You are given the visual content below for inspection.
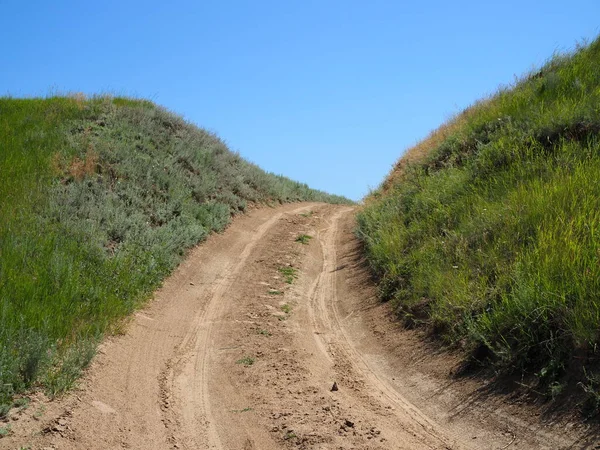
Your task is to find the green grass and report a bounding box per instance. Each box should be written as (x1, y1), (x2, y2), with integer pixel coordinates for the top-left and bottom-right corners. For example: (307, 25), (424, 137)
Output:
(231, 407), (253, 413)
(357, 37), (600, 400)
(0, 94), (351, 414)
(283, 431), (297, 440)
(280, 304), (292, 314)
(278, 267), (298, 284)
(295, 234), (312, 244)
(236, 356), (255, 366)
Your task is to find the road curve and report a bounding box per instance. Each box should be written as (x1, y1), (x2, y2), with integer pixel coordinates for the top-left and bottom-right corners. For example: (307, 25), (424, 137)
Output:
(2, 203), (589, 450)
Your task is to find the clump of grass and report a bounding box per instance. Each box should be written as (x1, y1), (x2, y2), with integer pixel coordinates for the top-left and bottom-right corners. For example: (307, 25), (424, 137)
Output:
(0, 424), (11, 437)
(256, 328), (271, 336)
(281, 304), (292, 314)
(268, 289), (283, 295)
(12, 397), (30, 410)
(33, 405), (45, 419)
(295, 234), (312, 244)
(236, 356), (255, 367)
(283, 431), (297, 440)
(299, 210), (314, 218)
(357, 37), (600, 400)
(278, 267), (298, 284)
(0, 95), (352, 411)
(580, 369), (600, 417)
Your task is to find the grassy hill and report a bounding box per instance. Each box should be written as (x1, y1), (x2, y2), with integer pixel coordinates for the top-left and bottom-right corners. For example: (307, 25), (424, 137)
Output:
(357, 38), (600, 411)
(0, 95), (350, 413)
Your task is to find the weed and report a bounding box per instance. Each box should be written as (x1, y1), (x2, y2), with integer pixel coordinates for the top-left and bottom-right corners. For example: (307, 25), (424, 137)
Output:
(44, 339), (97, 397)
(34, 405), (46, 419)
(236, 356), (255, 367)
(295, 234), (312, 244)
(281, 304), (292, 314)
(580, 368), (600, 416)
(278, 267), (298, 284)
(256, 329), (272, 336)
(268, 289), (283, 295)
(300, 210), (314, 218)
(0, 424), (11, 437)
(283, 431), (297, 440)
(13, 397), (30, 410)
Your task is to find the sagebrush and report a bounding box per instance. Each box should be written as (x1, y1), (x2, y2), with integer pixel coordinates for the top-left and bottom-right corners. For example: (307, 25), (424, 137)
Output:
(0, 95), (350, 413)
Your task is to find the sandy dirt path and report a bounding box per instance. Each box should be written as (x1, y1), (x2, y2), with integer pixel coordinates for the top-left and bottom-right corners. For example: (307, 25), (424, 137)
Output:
(2, 204), (596, 449)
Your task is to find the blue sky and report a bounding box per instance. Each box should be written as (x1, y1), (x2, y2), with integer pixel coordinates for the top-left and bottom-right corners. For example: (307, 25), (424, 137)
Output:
(2, 1), (599, 200)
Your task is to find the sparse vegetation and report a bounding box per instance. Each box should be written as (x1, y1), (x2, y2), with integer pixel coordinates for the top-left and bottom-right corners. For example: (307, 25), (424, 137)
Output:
(300, 210), (314, 218)
(256, 328), (272, 336)
(278, 267), (298, 284)
(33, 405), (45, 419)
(231, 407), (253, 413)
(280, 304), (292, 314)
(12, 397), (30, 410)
(268, 289), (284, 295)
(236, 356), (256, 367)
(0, 95), (350, 413)
(295, 234), (312, 244)
(0, 424), (11, 437)
(357, 38), (600, 400)
(283, 431), (297, 440)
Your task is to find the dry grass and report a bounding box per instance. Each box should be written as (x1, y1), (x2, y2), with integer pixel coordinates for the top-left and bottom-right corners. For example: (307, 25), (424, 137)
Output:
(377, 97), (494, 196)
(52, 148), (99, 181)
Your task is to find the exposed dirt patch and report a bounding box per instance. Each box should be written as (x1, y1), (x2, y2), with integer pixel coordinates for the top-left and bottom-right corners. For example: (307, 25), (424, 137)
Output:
(2, 204), (598, 449)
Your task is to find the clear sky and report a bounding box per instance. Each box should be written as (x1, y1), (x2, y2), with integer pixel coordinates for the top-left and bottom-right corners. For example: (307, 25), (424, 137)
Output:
(2, 1), (599, 200)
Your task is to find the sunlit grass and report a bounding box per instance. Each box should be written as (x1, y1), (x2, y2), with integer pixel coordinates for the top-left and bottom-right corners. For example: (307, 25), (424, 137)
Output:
(0, 95), (351, 414)
(357, 37), (600, 399)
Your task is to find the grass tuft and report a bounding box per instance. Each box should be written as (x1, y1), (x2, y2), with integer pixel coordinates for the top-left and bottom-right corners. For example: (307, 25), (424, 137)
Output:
(278, 267), (298, 284)
(236, 356), (255, 367)
(295, 234), (312, 244)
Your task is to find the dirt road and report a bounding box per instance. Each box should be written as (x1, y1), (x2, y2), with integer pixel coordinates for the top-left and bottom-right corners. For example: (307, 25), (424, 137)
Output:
(2, 204), (596, 449)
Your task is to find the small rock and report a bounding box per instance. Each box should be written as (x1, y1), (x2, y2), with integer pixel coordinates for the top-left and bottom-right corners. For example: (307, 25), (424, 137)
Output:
(331, 382), (338, 392)
(344, 419), (355, 428)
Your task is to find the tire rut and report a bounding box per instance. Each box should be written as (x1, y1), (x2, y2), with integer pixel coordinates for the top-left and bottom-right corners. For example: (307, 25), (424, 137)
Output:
(2, 203), (590, 450)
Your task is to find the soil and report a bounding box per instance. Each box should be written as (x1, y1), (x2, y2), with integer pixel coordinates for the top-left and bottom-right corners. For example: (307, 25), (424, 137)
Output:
(1, 203), (598, 449)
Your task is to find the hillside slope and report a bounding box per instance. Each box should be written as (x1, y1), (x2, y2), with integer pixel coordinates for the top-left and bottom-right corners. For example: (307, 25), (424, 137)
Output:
(357, 38), (600, 408)
(0, 95), (350, 413)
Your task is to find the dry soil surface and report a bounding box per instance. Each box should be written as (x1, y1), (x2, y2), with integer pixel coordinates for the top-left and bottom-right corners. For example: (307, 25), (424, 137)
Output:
(2, 204), (598, 449)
